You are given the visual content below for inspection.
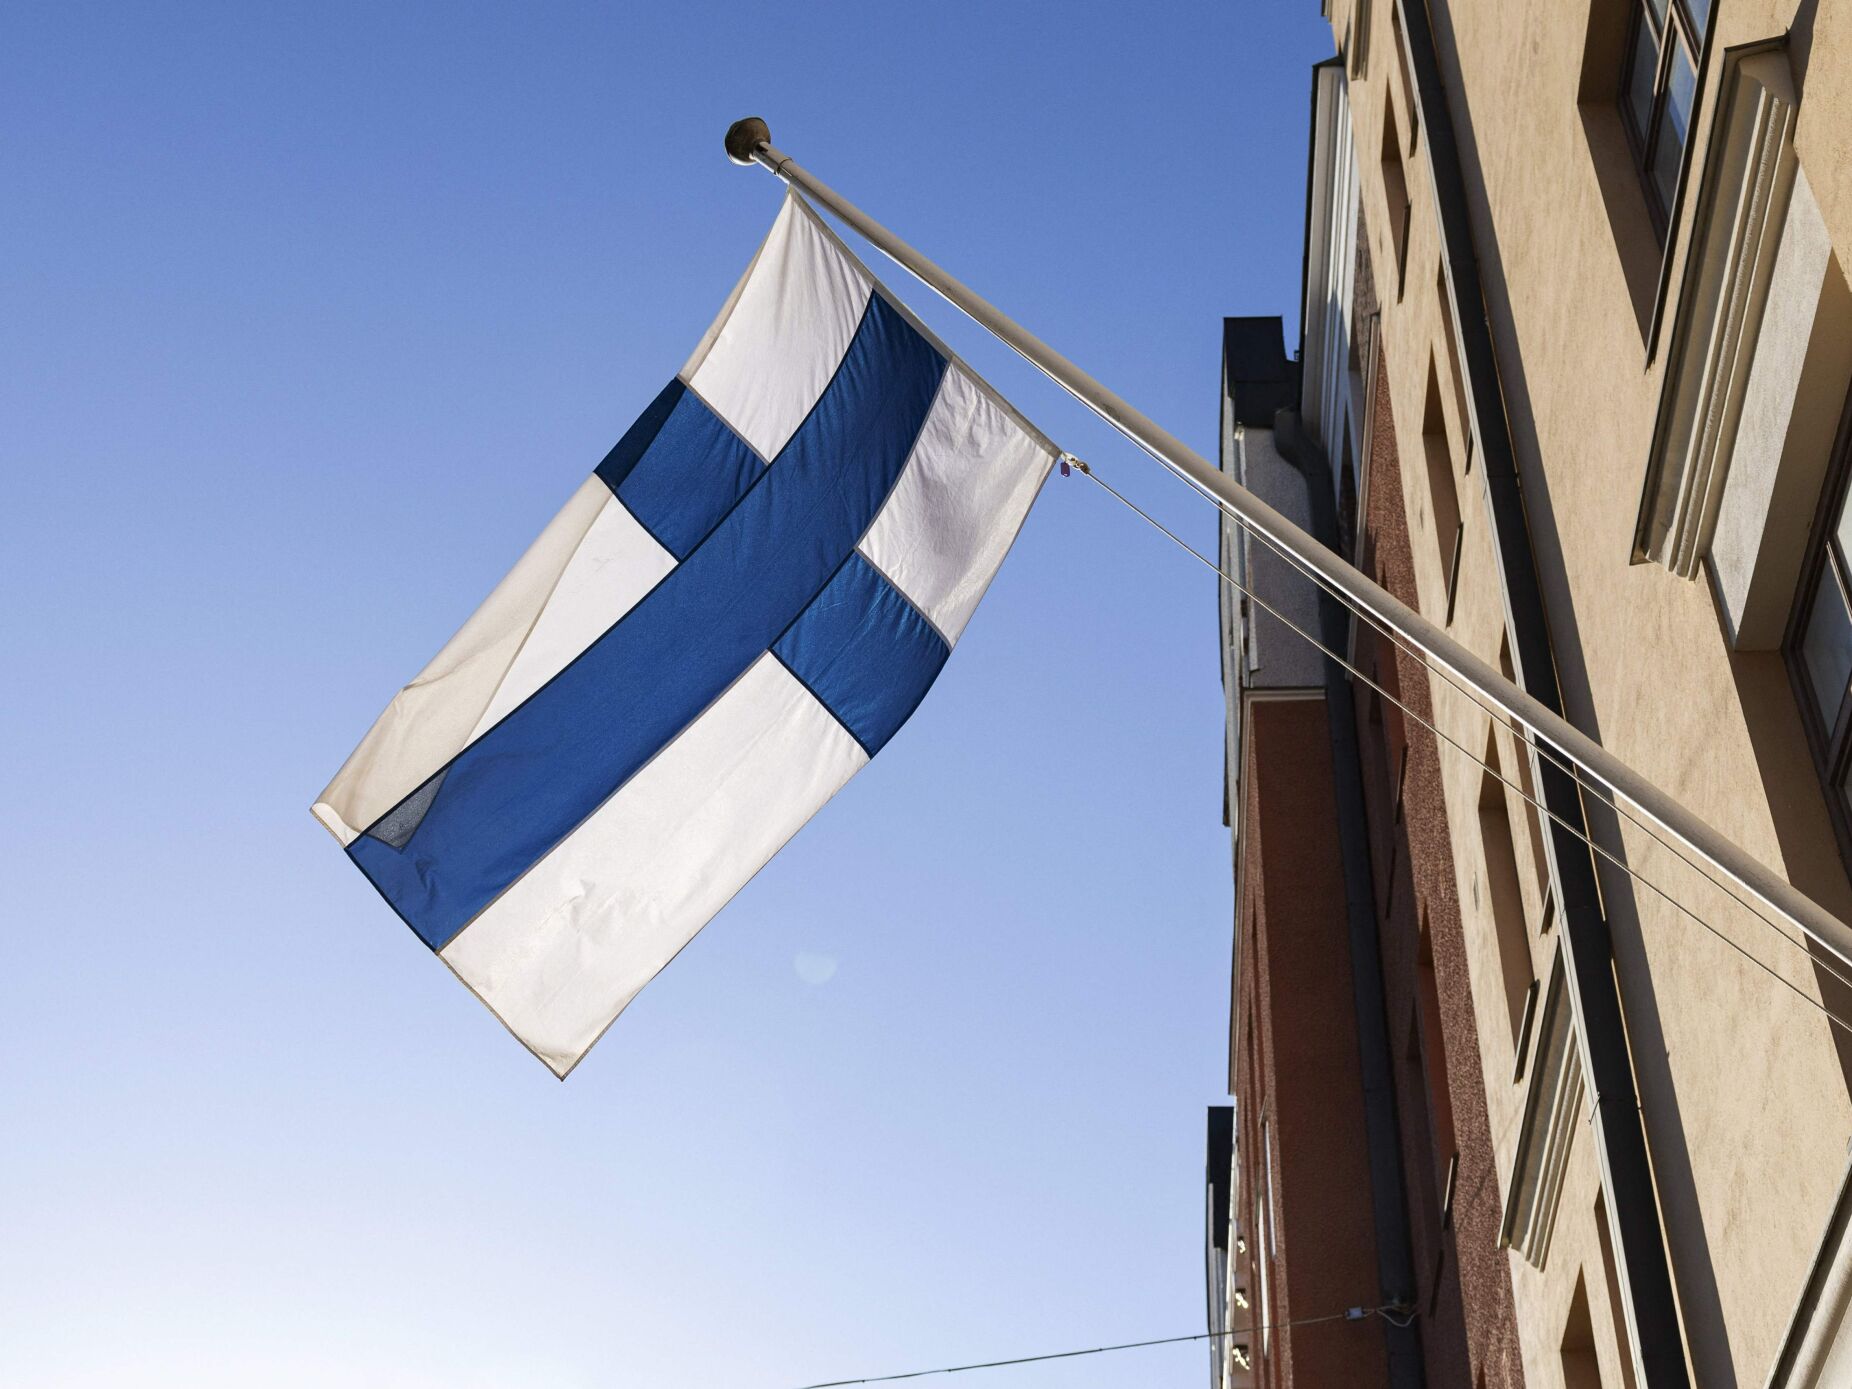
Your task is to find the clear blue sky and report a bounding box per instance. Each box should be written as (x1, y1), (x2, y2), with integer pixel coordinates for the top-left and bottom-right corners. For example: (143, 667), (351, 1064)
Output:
(3, 4), (1333, 1385)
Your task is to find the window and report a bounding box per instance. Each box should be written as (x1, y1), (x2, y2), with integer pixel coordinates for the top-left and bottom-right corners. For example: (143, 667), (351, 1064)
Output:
(1380, 100), (1412, 297)
(1594, 1193), (1641, 1389)
(1561, 1273), (1607, 1389)
(1257, 1116), (1278, 1356)
(1785, 388), (1852, 863)
(1618, 0), (1713, 237)
(1420, 359), (1464, 620)
(1502, 951), (1584, 1268)
(1390, 2), (1419, 152)
(1436, 267), (1473, 470)
(1498, 635), (1552, 928)
(1634, 45), (1803, 578)
(1479, 727), (1536, 1047)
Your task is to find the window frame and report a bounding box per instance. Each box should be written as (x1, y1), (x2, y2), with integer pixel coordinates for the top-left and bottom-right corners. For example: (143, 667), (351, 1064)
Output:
(1618, 0), (1711, 239)
(1783, 384), (1852, 872)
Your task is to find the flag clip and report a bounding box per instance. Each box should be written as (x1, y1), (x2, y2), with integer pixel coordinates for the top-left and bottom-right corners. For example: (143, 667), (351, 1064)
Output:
(1057, 451), (1089, 479)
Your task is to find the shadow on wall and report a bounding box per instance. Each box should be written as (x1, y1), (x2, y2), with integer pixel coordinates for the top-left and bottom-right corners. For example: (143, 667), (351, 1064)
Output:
(1573, 0), (1663, 345)
(1790, 0), (1819, 92)
(1417, 0), (1747, 1377)
(1724, 648), (1852, 1085)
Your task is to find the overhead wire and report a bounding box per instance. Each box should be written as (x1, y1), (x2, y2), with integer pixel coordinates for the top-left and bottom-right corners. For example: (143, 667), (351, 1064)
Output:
(802, 180), (1852, 999)
(1074, 420), (1852, 995)
(1197, 448), (1852, 996)
(788, 1303), (1411, 1387)
(1063, 455), (1852, 1041)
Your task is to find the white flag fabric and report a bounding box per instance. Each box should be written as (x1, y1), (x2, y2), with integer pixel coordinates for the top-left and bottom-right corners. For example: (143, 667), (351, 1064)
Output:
(314, 191), (1055, 1076)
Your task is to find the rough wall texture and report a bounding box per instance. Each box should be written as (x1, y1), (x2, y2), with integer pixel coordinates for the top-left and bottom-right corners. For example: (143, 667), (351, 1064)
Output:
(1315, 0), (1852, 1377)
(1354, 342), (1526, 1388)
(1233, 695), (1390, 1387)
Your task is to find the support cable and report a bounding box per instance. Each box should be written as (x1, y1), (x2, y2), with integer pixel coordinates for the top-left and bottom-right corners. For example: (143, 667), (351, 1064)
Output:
(1198, 452), (1852, 995)
(789, 1303), (1411, 1388)
(728, 128), (1852, 988)
(1063, 455), (1852, 1041)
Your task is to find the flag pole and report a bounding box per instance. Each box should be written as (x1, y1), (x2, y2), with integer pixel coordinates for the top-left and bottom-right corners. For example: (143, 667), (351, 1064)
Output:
(722, 116), (1852, 975)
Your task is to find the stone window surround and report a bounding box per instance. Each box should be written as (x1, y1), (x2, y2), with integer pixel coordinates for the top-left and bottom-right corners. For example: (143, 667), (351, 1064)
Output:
(1501, 944), (1584, 1271)
(1768, 1145), (1852, 1385)
(1633, 39), (1800, 580)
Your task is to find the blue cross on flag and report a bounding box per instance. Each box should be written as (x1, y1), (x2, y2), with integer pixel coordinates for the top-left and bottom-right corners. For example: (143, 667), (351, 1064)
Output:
(314, 192), (1055, 1076)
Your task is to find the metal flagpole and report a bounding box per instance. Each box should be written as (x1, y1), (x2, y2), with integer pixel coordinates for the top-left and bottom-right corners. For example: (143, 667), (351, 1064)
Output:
(722, 115), (1852, 975)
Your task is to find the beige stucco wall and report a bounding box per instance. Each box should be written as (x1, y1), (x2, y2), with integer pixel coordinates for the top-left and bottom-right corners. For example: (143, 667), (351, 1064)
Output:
(1319, 0), (1852, 1380)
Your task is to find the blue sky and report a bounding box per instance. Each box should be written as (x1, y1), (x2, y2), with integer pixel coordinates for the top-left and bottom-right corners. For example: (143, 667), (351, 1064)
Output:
(2, 4), (1332, 1385)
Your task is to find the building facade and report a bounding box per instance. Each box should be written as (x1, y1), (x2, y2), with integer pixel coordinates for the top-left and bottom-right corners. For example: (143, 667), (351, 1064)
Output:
(1216, 309), (1429, 1386)
(1210, 1), (1852, 1384)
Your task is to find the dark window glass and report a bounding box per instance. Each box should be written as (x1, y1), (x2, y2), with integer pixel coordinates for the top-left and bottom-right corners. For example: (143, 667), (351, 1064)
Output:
(1801, 564), (1852, 728)
(1787, 386), (1852, 869)
(1623, 18), (1659, 139)
(1618, 0), (1714, 237)
(1649, 39), (1697, 210)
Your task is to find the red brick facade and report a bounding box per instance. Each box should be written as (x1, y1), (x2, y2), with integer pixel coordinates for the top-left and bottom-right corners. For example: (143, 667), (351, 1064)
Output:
(1232, 694), (1389, 1385)
(1352, 343), (1525, 1387)
(1223, 345), (1527, 1387)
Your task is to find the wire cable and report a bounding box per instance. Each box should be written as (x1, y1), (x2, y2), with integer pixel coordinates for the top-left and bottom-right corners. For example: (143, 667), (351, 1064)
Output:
(1065, 456), (1852, 1041)
(1205, 455), (1852, 995)
(788, 1304), (1409, 1387)
(1129, 423), (1852, 993)
(807, 180), (1850, 993)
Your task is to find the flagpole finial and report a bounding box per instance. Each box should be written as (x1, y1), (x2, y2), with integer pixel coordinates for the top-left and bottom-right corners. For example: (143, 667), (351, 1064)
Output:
(725, 117), (772, 166)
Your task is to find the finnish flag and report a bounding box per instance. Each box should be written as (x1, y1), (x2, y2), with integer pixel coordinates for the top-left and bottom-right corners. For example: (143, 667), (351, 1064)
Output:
(314, 192), (1055, 1076)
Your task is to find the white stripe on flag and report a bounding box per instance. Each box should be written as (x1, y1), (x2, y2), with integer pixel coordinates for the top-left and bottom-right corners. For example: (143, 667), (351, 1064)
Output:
(859, 366), (1052, 644)
(469, 495), (673, 737)
(439, 654), (868, 1076)
(683, 196), (874, 462)
(313, 475), (613, 846)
